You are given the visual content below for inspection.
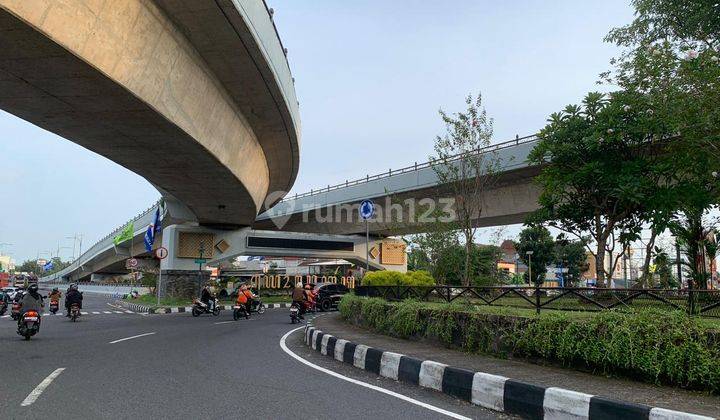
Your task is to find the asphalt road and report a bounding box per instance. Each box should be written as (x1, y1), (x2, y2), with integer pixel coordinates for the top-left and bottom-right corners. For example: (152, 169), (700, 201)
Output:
(0, 294), (510, 419)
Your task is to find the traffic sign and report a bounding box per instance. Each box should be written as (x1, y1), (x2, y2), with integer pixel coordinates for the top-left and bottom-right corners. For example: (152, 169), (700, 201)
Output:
(154, 247), (168, 260)
(126, 258), (138, 269)
(194, 258), (207, 264)
(359, 200), (375, 220)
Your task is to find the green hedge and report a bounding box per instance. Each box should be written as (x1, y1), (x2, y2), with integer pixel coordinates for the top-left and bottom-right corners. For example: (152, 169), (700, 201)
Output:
(362, 270), (435, 286)
(338, 294), (720, 393)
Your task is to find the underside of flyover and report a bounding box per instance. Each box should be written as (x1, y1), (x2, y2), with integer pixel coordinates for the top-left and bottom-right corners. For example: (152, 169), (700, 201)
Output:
(0, 0), (300, 227)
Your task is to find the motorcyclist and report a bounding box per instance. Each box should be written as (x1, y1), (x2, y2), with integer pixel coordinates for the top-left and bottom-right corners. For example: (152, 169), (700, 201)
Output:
(242, 285), (255, 314)
(13, 288), (25, 303)
(18, 284), (44, 326)
(65, 284), (83, 317)
(291, 282), (306, 319)
(0, 289), (10, 304)
(201, 285), (215, 311)
(304, 283), (317, 312)
(49, 287), (62, 303)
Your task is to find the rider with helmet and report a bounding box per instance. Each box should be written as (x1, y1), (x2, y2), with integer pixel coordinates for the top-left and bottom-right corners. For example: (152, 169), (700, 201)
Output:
(19, 284), (44, 325)
(65, 283), (83, 317)
(49, 287), (62, 303)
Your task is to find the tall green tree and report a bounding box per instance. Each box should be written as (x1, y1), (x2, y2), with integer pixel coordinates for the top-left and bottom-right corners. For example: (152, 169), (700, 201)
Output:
(431, 93), (502, 286)
(515, 225), (555, 285)
(553, 234), (589, 286)
(529, 91), (676, 286)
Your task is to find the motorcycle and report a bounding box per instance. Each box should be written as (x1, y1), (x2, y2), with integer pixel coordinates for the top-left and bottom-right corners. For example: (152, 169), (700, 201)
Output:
(191, 299), (220, 317)
(10, 302), (21, 321)
(290, 302), (302, 324)
(49, 300), (59, 315)
(0, 301), (6, 316)
(250, 298), (266, 315)
(232, 304), (249, 321)
(303, 299), (316, 314)
(69, 303), (80, 322)
(17, 310), (40, 340)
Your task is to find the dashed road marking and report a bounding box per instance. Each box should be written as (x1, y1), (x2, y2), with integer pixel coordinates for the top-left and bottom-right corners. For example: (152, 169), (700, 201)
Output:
(109, 332), (156, 344)
(21, 368), (65, 407)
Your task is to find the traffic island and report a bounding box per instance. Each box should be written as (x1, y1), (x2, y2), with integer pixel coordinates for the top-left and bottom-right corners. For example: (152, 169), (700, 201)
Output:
(304, 319), (716, 419)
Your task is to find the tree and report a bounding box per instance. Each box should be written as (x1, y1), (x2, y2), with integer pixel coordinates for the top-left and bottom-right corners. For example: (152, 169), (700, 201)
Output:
(16, 259), (37, 273)
(515, 225), (555, 285)
(553, 234), (589, 286)
(603, 0), (720, 288)
(604, 0), (719, 162)
(431, 93), (502, 286)
(529, 91), (676, 286)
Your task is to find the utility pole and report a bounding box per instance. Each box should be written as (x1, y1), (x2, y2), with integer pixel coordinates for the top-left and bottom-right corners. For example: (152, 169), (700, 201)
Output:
(527, 250), (538, 315)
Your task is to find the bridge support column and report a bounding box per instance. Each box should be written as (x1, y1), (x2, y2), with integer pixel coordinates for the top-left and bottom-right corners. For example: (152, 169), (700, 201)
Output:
(158, 224), (213, 299)
(159, 270), (210, 299)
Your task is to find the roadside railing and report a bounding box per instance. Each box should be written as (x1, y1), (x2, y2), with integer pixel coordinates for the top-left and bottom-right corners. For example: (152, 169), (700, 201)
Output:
(280, 134), (538, 202)
(354, 286), (720, 318)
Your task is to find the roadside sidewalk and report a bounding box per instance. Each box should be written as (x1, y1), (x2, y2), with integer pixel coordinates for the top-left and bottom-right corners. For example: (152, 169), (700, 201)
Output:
(314, 313), (720, 417)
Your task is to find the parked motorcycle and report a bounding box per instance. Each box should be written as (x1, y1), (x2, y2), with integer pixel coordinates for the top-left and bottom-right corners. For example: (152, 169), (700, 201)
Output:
(17, 310), (40, 340)
(69, 303), (81, 322)
(191, 299), (220, 317)
(10, 302), (21, 321)
(290, 302), (302, 324)
(49, 300), (59, 315)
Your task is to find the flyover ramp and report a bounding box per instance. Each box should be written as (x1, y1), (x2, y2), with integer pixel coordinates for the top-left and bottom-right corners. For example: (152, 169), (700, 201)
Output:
(254, 135), (542, 235)
(0, 0), (300, 227)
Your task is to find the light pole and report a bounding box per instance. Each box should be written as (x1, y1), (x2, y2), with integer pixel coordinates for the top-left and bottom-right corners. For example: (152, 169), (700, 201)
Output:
(526, 250), (538, 315)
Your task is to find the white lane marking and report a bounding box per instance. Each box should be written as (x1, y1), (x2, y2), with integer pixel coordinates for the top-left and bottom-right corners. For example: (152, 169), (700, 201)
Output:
(279, 327), (471, 420)
(109, 332), (156, 344)
(21, 368), (65, 407)
(214, 321), (236, 325)
(92, 312), (100, 314)
(80, 312), (88, 315)
(113, 311), (123, 314)
(102, 311), (111, 314)
(124, 310), (134, 314)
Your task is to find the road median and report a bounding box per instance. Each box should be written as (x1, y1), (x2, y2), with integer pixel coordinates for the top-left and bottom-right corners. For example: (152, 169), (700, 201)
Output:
(306, 312), (718, 419)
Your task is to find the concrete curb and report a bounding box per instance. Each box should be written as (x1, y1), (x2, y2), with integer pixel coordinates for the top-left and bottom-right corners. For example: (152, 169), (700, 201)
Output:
(114, 301), (291, 314)
(303, 325), (715, 420)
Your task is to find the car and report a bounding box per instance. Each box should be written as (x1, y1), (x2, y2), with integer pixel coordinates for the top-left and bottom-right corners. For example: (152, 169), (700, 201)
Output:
(313, 283), (349, 312)
(1, 286), (21, 300)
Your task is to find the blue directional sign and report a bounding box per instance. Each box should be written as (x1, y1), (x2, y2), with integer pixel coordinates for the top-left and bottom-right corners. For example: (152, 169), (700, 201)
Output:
(359, 200), (375, 220)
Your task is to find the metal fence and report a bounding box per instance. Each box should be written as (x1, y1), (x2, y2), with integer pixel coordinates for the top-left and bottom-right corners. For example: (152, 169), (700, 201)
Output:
(354, 286), (720, 318)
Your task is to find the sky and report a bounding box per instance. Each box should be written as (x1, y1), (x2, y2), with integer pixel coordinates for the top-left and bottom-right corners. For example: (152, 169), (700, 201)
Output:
(0, 0), (635, 263)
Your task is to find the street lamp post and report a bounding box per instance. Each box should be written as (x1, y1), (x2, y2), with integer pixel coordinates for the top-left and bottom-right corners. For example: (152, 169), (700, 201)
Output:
(526, 251), (539, 315)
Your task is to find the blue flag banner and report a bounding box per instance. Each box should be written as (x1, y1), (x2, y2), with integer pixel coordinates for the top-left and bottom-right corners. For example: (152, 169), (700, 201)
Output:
(144, 207), (162, 252)
(43, 261), (54, 272)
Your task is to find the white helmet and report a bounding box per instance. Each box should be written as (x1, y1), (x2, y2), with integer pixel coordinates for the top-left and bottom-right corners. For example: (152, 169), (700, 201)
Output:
(296, 282), (302, 288)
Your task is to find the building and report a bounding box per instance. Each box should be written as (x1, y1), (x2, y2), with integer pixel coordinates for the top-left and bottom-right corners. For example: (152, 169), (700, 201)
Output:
(0, 254), (14, 273)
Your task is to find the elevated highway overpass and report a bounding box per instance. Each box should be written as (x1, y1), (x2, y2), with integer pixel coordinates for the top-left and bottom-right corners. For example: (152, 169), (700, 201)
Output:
(44, 135), (543, 287)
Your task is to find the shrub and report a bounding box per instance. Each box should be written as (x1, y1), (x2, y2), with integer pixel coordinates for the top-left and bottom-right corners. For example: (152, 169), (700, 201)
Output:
(361, 270), (436, 286)
(338, 295), (720, 393)
(362, 271), (407, 286)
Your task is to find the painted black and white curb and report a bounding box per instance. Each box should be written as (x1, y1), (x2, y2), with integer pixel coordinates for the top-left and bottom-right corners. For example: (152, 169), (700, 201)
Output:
(114, 301), (291, 314)
(303, 326), (714, 420)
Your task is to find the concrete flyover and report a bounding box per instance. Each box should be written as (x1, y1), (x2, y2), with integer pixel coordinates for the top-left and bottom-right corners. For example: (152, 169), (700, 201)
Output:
(254, 135), (542, 236)
(0, 0), (300, 227)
